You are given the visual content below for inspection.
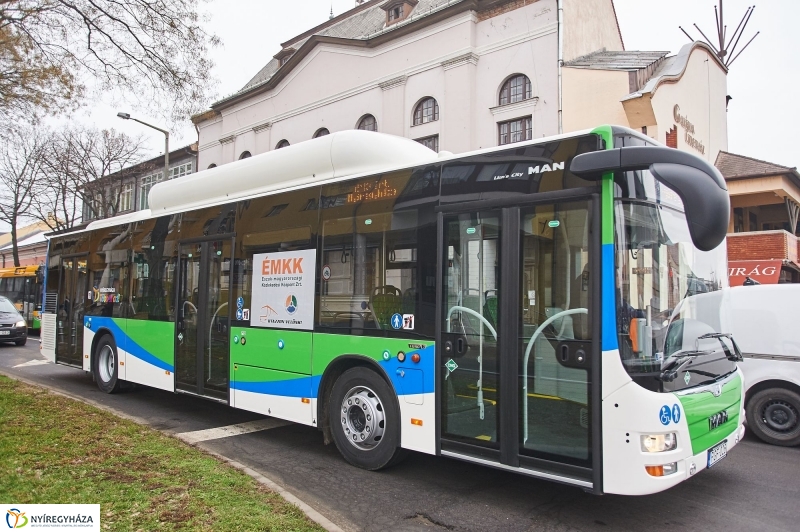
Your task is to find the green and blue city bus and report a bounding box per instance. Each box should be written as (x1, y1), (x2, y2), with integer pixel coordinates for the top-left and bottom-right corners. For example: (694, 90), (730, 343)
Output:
(42, 126), (744, 495)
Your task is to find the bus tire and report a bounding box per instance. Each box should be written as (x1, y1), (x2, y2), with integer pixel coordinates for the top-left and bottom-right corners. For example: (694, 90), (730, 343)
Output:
(329, 366), (408, 470)
(93, 335), (121, 394)
(746, 387), (800, 446)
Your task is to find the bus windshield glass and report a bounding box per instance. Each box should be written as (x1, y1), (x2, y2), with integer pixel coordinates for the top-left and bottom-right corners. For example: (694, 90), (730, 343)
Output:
(614, 172), (736, 392)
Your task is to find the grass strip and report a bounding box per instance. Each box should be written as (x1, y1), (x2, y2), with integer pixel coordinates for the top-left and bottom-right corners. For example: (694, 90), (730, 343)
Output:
(0, 375), (324, 531)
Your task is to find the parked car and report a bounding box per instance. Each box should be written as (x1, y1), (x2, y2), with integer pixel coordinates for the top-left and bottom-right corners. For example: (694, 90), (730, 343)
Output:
(726, 285), (800, 446)
(0, 295), (28, 346)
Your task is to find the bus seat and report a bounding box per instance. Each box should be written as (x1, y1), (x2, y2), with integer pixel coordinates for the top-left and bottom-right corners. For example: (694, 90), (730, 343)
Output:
(483, 295), (498, 331)
(402, 288), (416, 314)
(370, 286), (402, 329)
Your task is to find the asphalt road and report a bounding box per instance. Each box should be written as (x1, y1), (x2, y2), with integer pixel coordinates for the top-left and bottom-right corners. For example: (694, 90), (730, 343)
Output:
(2, 340), (799, 532)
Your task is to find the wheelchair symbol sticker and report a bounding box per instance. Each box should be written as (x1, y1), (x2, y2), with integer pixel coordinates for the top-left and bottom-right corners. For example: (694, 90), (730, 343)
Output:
(660, 405), (672, 426)
(672, 404), (681, 424)
(391, 313), (403, 330)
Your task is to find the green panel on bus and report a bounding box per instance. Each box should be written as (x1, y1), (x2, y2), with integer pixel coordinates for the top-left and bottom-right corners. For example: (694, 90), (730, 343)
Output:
(678, 373), (742, 455)
(230, 328), (312, 375)
(125, 320), (175, 369)
(311, 333), (434, 376)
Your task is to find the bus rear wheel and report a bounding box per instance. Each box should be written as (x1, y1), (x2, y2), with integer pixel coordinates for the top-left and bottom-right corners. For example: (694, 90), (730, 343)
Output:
(329, 367), (408, 470)
(94, 335), (121, 394)
(747, 388), (800, 446)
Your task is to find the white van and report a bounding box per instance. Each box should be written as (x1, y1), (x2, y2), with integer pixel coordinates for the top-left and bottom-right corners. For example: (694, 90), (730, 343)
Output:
(727, 285), (800, 446)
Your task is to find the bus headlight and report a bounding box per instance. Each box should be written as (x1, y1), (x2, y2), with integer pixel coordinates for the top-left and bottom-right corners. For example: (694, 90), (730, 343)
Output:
(641, 433), (677, 453)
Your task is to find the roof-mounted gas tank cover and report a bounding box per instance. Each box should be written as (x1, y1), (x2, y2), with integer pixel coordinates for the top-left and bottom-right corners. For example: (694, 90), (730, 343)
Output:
(570, 145), (730, 252)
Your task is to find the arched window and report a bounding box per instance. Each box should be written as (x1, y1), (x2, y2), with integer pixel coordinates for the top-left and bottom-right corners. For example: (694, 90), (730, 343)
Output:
(357, 114), (377, 132)
(313, 128), (330, 138)
(207, 163), (217, 169)
(413, 97), (439, 125)
(239, 151), (252, 159)
(275, 139), (290, 149)
(499, 74), (532, 106)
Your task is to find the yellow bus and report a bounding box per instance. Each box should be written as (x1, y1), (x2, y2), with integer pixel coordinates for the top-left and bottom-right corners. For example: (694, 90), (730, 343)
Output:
(0, 265), (43, 332)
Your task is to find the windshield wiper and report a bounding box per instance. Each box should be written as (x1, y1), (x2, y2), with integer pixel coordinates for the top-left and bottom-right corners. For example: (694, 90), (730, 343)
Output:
(659, 349), (726, 382)
(698, 332), (743, 362)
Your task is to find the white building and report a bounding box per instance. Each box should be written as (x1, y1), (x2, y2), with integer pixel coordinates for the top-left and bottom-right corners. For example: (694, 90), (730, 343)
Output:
(193, 0), (626, 168)
(562, 40), (729, 164)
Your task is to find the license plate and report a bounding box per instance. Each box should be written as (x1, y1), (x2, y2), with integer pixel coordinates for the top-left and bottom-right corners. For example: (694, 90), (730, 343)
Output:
(707, 440), (727, 468)
(0, 330), (9, 335)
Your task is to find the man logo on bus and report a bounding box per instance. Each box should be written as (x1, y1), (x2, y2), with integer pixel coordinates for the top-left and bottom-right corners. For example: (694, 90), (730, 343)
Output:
(285, 295), (298, 315)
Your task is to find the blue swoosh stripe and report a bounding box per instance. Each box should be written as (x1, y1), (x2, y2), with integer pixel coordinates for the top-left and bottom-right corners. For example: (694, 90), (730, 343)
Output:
(232, 375), (321, 397)
(233, 345), (436, 398)
(85, 317), (174, 372)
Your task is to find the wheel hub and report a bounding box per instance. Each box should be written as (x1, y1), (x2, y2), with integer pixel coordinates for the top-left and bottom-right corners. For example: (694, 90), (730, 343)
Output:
(98, 345), (115, 383)
(763, 400), (798, 432)
(340, 385), (385, 451)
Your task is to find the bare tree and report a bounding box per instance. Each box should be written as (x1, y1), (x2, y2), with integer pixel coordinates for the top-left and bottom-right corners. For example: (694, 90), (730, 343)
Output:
(0, 0), (219, 122)
(34, 126), (147, 230)
(0, 125), (47, 266)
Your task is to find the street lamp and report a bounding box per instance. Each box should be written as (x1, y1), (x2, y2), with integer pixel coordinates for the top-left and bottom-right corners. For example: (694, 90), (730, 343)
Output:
(116, 112), (170, 198)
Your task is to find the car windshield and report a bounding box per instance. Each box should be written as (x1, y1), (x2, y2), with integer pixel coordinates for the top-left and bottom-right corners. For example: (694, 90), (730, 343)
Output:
(614, 198), (737, 392)
(0, 297), (19, 314)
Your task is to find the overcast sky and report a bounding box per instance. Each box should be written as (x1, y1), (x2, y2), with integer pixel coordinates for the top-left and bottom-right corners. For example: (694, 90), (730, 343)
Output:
(5, 1), (792, 234)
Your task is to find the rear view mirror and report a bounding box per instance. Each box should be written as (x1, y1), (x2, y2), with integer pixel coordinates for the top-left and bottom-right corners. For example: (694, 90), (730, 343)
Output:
(570, 146), (729, 251)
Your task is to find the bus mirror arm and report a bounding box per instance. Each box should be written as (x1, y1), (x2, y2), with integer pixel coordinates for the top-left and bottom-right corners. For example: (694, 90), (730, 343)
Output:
(570, 146), (730, 252)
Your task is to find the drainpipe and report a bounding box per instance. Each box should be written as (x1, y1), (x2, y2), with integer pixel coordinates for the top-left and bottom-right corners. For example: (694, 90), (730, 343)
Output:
(557, 0), (564, 134)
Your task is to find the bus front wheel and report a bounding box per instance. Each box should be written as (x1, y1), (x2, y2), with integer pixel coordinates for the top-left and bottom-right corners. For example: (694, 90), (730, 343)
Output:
(93, 335), (121, 394)
(329, 367), (408, 470)
(746, 387), (800, 446)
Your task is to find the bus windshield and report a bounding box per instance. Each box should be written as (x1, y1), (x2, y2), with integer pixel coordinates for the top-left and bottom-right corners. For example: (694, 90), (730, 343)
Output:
(614, 190), (737, 392)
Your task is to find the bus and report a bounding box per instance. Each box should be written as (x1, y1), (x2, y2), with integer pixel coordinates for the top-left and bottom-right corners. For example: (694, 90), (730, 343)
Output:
(0, 265), (44, 333)
(41, 126), (744, 495)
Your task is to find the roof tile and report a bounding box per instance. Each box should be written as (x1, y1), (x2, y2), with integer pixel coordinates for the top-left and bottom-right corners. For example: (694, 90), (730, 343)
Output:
(715, 151), (796, 179)
(564, 49), (669, 70)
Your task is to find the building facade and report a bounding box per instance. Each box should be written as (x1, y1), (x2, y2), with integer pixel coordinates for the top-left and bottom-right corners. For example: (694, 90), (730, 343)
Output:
(717, 151), (800, 285)
(193, 0), (624, 168)
(82, 144), (197, 222)
(562, 40), (729, 164)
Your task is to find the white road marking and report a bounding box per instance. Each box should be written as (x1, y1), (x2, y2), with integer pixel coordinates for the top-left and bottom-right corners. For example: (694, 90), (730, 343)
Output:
(175, 418), (291, 444)
(13, 359), (52, 368)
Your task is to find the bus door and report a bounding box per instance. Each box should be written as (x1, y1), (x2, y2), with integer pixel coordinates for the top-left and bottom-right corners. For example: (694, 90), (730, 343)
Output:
(56, 255), (88, 367)
(175, 238), (232, 401)
(439, 197), (597, 485)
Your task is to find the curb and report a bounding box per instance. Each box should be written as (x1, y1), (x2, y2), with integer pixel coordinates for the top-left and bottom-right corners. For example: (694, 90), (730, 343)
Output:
(0, 368), (346, 532)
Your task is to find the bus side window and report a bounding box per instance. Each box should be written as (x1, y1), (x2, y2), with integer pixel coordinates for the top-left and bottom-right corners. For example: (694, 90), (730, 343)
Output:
(317, 169), (438, 338)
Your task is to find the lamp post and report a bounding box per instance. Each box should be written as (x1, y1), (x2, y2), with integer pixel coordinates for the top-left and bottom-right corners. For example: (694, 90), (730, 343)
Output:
(116, 112), (170, 205)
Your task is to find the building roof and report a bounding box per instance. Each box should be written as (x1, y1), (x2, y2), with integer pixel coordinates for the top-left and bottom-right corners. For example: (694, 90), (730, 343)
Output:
(85, 143), (198, 190)
(0, 221), (52, 249)
(239, 0), (464, 94)
(0, 230), (47, 252)
(564, 49), (668, 70)
(209, 0), (491, 111)
(621, 41), (726, 103)
(715, 151), (799, 180)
